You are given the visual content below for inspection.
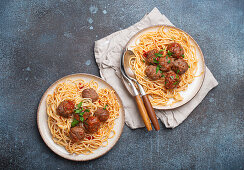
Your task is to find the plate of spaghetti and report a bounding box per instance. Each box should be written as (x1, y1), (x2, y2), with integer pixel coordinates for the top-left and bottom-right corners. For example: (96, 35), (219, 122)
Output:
(125, 25), (205, 109)
(37, 73), (125, 161)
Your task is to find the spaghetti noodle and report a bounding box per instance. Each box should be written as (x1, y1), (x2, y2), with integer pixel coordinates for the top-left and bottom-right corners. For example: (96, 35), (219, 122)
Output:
(46, 79), (120, 154)
(130, 26), (198, 106)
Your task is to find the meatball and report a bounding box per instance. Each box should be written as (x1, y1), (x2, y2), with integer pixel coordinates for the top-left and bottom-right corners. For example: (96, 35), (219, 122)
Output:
(84, 116), (101, 133)
(83, 112), (91, 121)
(73, 113), (80, 121)
(69, 126), (85, 142)
(172, 58), (189, 74)
(165, 71), (181, 89)
(82, 88), (99, 102)
(73, 107), (91, 121)
(158, 56), (174, 72)
(82, 107), (91, 120)
(57, 100), (75, 118)
(145, 49), (158, 65)
(145, 65), (162, 80)
(94, 107), (110, 122)
(167, 43), (184, 58)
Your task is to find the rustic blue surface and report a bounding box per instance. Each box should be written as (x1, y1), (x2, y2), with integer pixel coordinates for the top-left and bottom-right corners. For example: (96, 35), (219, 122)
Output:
(0, 0), (243, 169)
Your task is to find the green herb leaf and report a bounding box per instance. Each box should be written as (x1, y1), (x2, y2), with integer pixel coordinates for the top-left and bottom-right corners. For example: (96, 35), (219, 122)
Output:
(103, 105), (108, 110)
(170, 76), (174, 80)
(161, 74), (165, 78)
(153, 58), (159, 64)
(173, 81), (178, 85)
(167, 51), (173, 57)
(166, 56), (168, 59)
(167, 60), (171, 64)
(155, 53), (163, 57)
(85, 109), (90, 112)
(142, 60), (145, 63)
(159, 49), (164, 52)
(77, 102), (83, 109)
(79, 112), (85, 116)
(75, 109), (82, 114)
(180, 49), (182, 51)
(177, 69), (180, 74)
(156, 65), (161, 74)
(71, 119), (79, 127)
(176, 74), (179, 79)
(80, 117), (84, 122)
(188, 65), (190, 68)
(182, 54), (185, 58)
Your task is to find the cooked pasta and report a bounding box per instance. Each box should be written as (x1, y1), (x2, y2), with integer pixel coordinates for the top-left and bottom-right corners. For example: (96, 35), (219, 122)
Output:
(46, 79), (120, 154)
(130, 26), (198, 106)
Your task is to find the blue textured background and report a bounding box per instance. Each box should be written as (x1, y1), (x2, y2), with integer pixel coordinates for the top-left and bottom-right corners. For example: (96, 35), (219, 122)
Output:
(0, 0), (243, 169)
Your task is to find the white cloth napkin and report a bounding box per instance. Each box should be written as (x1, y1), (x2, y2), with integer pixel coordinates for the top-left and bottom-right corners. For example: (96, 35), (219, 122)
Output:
(94, 7), (218, 129)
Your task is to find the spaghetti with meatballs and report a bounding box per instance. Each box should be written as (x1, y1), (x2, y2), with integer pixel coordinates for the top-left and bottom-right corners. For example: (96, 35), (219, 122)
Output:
(46, 79), (120, 155)
(130, 26), (199, 106)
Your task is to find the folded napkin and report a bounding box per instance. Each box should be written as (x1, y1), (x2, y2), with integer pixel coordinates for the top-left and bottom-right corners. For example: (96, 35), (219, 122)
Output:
(94, 8), (218, 129)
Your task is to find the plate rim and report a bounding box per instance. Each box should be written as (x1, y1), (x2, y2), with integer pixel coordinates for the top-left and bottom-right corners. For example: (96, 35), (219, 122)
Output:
(124, 24), (206, 110)
(37, 73), (125, 161)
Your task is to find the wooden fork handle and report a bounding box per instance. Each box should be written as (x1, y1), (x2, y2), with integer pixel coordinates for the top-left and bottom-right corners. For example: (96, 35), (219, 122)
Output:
(142, 95), (160, 131)
(135, 95), (152, 131)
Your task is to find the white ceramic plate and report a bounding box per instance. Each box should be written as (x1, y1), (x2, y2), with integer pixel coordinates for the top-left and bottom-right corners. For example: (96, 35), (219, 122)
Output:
(37, 73), (125, 161)
(125, 25), (205, 110)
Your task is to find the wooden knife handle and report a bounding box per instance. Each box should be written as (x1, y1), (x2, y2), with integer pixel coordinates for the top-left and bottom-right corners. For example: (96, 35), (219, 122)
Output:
(142, 95), (160, 131)
(135, 95), (152, 131)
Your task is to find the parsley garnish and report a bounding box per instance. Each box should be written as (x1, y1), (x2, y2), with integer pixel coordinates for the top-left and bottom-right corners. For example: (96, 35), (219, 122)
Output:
(167, 60), (171, 64)
(103, 105), (108, 110)
(170, 76), (174, 80)
(75, 109), (82, 114)
(71, 118), (79, 127)
(80, 117), (84, 122)
(159, 49), (164, 52)
(173, 81), (178, 85)
(182, 54), (185, 58)
(176, 74), (179, 79)
(188, 65), (190, 68)
(142, 60), (145, 63)
(166, 56), (168, 59)
(155, 53), (163, 57)
(161, 74), (165, 78)
(79, 111), (85, 116)
(77, 102), (83, 109)
(180, 49), (182, 51)
(167, 51), (173, 57)
(156, 65), (161, 74)
(177, 69), (180, 74)
(153, 58), (159, 64)
(73, 102), (90, 126)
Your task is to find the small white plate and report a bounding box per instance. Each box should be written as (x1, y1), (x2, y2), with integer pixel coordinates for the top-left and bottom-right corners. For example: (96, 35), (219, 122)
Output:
(125, 25), (205, 110)
(37, 73), (125, 161)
